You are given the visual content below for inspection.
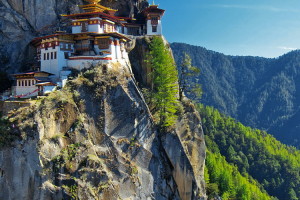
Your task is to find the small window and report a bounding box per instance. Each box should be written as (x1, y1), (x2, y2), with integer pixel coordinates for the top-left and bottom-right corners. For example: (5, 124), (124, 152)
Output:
(47, 53), (49, 60)
(51, 52), (53, 59)
(18, 80), (20, 86)
(81, 22), (88, 32)
(32, 80), (35, 85)
(97, 38), (110, 49)
(64, 52), (69, 59)
(28, 80), (31, 86)
(25, 80), (27, 87)
(54, 52), (57, 59)
(22, 81), (24, 86)
(152, 26), (157, 32)
(44, 53), (46, 60)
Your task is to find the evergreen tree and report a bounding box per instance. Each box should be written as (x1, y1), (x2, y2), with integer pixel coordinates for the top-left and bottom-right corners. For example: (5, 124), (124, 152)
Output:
(289, 189), (298, 200)
(178, 53), (202, 101)
(146, 36), (179, 128)
(199, 104), (300, 200)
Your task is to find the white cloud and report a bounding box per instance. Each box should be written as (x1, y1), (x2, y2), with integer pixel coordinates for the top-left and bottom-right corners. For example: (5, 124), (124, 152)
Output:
(277, 46), (297, 50)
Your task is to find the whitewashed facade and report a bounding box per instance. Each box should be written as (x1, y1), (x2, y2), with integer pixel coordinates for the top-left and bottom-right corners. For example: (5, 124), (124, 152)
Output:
(10, 1), (165, 98)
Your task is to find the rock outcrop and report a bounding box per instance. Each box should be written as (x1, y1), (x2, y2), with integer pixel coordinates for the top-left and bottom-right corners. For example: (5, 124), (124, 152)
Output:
(0, 1), (207, 198)
(0, 0), (148, 73)
(0, 61), (206, 199)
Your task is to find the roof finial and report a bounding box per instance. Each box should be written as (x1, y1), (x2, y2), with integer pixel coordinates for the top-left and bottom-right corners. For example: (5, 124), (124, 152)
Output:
(152, 0), (155, 5)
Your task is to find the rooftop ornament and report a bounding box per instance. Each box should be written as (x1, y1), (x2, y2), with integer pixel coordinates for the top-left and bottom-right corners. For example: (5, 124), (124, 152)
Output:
(85, 0), (101, 4)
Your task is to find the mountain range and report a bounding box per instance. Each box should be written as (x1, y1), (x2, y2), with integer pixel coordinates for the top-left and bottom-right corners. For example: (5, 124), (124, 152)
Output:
(171, 43), (300, 147)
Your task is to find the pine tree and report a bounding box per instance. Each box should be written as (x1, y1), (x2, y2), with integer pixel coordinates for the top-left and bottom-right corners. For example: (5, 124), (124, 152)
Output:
(178, 53), (202, 101)
(146, 36), (179, 128)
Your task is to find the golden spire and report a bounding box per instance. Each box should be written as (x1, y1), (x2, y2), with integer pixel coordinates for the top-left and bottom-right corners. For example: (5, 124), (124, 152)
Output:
(85, 0), (101, 4)
(80, 0), (117, 13)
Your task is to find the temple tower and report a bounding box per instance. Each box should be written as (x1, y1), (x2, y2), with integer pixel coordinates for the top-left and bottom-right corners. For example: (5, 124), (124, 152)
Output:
(143, 4), (165, 35)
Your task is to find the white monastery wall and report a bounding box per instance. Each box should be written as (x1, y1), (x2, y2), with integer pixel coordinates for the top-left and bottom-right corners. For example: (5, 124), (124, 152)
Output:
(41, 46), (59, 76)
(88, 18), (103, 33)
(15, 81), (38, 97)
(72, 26), (82, 34)
(147, 20), (162, 35)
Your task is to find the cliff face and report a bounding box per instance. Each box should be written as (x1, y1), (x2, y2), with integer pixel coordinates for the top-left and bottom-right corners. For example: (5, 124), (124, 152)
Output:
(0, 62), (206, 199)
(0, 1), (207, 198)
(0, 0), (148, 73)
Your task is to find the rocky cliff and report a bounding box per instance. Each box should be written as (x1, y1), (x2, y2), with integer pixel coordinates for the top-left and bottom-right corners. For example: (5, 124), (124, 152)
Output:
(0, 61), (206, 199)
(0, 1), (207, 199)
(0, 0), (148, 73)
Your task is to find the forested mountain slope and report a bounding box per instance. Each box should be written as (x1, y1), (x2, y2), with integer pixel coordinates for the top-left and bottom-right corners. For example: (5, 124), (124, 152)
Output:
(171, 43), (300, 147)
(199, 105), (300, 200)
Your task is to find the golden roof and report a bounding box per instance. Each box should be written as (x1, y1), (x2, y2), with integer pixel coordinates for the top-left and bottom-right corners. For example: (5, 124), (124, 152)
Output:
(85, 0), (101, 4)
(81, 0), (117, 13)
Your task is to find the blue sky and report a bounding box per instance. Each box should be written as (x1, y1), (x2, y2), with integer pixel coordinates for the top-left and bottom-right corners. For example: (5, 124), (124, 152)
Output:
(156, 0), (300, 58)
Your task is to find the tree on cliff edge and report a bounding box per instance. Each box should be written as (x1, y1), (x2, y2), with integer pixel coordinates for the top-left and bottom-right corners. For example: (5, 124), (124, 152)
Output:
(146, 36), (179, 128)
(178, 53), (202, 101)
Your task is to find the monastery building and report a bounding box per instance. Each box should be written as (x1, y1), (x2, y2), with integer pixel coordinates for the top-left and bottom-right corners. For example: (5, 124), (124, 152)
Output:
(10, 0), (165, 98)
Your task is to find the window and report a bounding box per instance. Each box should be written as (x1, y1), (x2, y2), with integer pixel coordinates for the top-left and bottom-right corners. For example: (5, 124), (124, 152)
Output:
(81, 22), (88, 32)
(32, 80), (35, 85)
(47, 53), (49, 60)
(152, 26), (157, 32)
(54, 52), (57, 59)
(18, 80), (20, 86)
(25, 80), (27, 87)
(44, 53), (46, 60)
(64, 52), (69, 59)
(28, 80), (31, 86)
(22, 81), (24, 86)
(97, 38), (110, 49)
(51, 52), (53, 59)
(151, 17), (159, 25)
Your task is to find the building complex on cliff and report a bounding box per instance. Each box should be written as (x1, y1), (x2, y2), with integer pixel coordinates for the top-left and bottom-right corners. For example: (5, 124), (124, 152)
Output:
(9, 0), (165, 99)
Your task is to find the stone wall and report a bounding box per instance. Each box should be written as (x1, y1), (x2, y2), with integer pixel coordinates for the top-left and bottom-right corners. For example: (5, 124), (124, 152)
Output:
(0, 101), (33, 116)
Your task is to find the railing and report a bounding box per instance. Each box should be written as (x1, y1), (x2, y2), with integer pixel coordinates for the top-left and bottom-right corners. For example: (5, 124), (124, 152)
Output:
(74, 44), (93, 52)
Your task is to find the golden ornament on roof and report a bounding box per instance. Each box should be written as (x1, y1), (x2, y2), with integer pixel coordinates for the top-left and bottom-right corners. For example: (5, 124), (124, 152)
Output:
(85, 0), (101, 4)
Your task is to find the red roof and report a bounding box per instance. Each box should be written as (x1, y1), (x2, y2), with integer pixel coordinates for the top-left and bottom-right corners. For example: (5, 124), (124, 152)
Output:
(116, 16), (136, 20)
(62, 12), (121, 23)
(31, 33), (70, 46)
(12, 71), (54, 77)
(143, 5), (165, 16)
(76, 32), (131, 41)
(35, 82), (57, 86)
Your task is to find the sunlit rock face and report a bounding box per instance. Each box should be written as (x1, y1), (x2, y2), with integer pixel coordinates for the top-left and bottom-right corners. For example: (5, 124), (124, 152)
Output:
(0, 63), (206, 199)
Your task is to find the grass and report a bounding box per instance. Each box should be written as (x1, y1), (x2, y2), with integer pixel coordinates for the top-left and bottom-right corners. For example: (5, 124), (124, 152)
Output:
(0, 115), (20, 147)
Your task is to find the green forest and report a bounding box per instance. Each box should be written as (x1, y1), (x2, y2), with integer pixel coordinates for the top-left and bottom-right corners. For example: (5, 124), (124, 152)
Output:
(171, 43), (300, 148)
(198, 105), (300, 200)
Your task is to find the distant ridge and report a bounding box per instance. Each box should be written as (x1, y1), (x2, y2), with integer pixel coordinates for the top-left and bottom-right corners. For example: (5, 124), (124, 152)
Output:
(171, 42), (300, 147)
